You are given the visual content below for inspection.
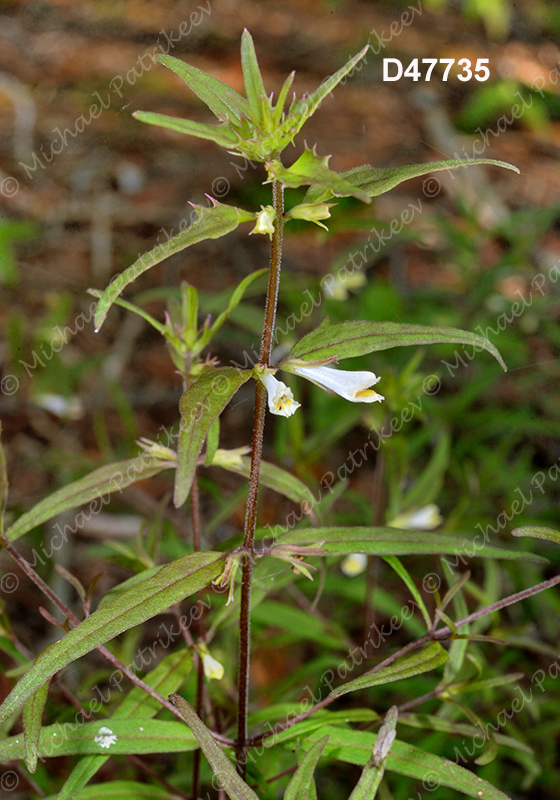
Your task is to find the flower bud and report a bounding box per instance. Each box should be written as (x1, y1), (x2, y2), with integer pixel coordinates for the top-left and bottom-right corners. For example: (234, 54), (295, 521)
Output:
(287, 202), (334, 230)
(250, 205), (276, 238)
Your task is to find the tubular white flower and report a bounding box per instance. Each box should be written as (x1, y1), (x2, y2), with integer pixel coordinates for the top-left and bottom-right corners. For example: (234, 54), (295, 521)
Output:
(197, 646), (224, 681)
(388, 504), (443, 530)
(293, 364), (384, 403)
(250, 205), (276, 238)
(261, 371), (301, 417)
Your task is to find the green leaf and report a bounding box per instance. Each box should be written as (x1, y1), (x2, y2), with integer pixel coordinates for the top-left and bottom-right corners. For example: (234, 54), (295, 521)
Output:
(153, 54), (250, 123)
(0, 552), (224, 727)
(46, 782), (172, 800)
(58, 650), (191, 800)
(241, 29), (267, 127)
(268, 146), (370, 202)
(213, 452), (315, 507)
(328, 642), (448, 700)
(285, 735), (329, 800)
(304, 157), (519, 204)
(272, 71), (295, 126)
(133, 111), (239, 147)
(299, 726), (511, 800)
(398, 713), (533, 754)
(94, 202), (250, 331)
(251, 601), (350, 651)
(0, 719), (197, 763)
(4, 456), (171, 542)
(285, 318), (507, 371)
(383, 556), (431, 630)
(271, 526), (544, 561)
(23, 678), (49, 772)
(174, 367), (252, 507)
(205, 417), (220, 466)
(170, 694), (260, 800)
(400, 432), (450, 512)
(276, 45), (370, 142)
(0, 422), (7, 534)
(202, 268), (268, 346)
(512, 526), (560, 544)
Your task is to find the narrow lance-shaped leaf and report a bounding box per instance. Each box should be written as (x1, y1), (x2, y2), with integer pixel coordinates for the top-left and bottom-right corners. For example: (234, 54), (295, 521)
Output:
(512, 526), (560, 545)
(171, 694), (260, 800)
(300, 726), (512, 800)
(271, 526), (546, 562)
(46, 781), (172, 800)
(328, 642), (448, 700)
(211, 450), (316, 509)
(174, 368), (252, 508)
(284, 735), (329, 800)
(272, 70), (295, 126)
(304, 157), (519, 204)
(4, 456), (171, 543)
(383, 556), (432, 630)
(241, 29), (267, 126)
(205, 417), (220, 467)
(153, 54), (250, 123)
(283, 318), (506, 372)
(0, 719), (198, 763)
(94, 202), (252, 331)
(23, 678), (50, 772)
(133, 111), (239, 147)
(57, 650), (192, 800)
(0, 552), (224, 727)
(201, 268), (267, 346)
(276, 44), (370, 141)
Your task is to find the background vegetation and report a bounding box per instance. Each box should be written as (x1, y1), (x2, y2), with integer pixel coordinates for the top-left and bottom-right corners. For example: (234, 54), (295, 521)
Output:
(1, 0), (560, 797)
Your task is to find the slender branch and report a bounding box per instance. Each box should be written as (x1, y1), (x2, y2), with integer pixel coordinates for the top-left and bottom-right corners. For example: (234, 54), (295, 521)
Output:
(246, 571), (560, 747)
(236, 179), (284, 776)
(2, 538), (234, 745)
(432, 573), (560, 638)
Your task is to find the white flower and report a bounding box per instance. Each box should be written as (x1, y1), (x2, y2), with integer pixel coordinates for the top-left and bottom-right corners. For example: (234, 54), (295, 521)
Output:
(94, 726), (118, 749)
(293, 364), (384, 403)
(341, 553), (367, 576)
(261, 371), (301, 417)
(388, 504), (443, 530)
(250, 205), (276, 238)
(200, 648), (224, 681)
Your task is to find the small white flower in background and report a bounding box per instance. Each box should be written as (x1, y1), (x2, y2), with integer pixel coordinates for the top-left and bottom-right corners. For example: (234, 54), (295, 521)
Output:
(293, 364), (384, 404)
(388, 504), (443, 530)
(197, 645), (224, 681)
(260, 370), (301, 417)
(325, 271), (366, 301)
(250, 205), (276, 238)
(94, 726), (118, 749)
(34, 393), (84, 420)
(341, 552), (367, 577)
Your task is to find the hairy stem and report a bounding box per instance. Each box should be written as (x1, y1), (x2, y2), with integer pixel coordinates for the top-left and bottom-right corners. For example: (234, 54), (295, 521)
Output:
(190, 470), (206, 800)
(236, 179), (284, 775)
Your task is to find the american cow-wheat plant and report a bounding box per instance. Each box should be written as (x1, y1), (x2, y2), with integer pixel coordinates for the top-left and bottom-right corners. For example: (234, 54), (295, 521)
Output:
(2, 30), (559, 800)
